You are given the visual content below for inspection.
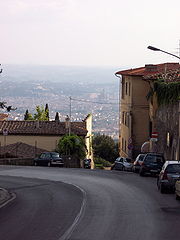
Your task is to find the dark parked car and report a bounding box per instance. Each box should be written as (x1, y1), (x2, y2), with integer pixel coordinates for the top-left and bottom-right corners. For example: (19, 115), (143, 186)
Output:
(132, 154), (146, 173)
(157, 161), (180, 193)
(34, 152), (64, 167)
(139, 153), (165, 176)
(112, 157), (133, 171)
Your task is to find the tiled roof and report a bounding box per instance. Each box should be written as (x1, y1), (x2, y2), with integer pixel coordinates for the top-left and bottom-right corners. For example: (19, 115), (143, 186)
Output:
(115, 63), (180, 78)
(143, 68), (180, 82)
(0, 142), (47, 158)
(0, 121), (87, 136)
(0, 114), (8, 121)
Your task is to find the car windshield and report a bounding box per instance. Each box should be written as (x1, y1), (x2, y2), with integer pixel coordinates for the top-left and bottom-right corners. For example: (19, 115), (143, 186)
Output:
(145, 155), (164, 163)
(126, 158), (131, 163)
(166, 164), (180, 173)
(139, 155), (145, 161)
(51, 153), (60, 158)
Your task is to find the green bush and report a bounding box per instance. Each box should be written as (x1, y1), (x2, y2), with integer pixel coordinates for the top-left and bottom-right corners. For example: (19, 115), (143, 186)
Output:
(94, 157), (112, 168)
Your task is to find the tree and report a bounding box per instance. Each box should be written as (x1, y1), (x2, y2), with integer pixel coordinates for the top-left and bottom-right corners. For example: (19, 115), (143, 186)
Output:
(0, 65), (17, 112)
(24, 105), (49, 121)
(93, 134), (119, 163)
(55, 112), (60, 121)
(57, 134), (86, 159)
(24, 109), (33, 120)
(45, 103), (49, 120)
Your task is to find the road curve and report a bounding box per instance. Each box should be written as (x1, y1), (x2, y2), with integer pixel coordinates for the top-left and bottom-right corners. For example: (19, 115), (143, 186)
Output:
(0, 166), (180, 240)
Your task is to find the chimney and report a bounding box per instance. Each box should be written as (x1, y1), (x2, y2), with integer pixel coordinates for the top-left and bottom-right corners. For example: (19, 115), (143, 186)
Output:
(145, 64), (157, 72)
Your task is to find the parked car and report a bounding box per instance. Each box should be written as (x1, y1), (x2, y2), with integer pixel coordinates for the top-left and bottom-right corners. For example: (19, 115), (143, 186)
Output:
(132, 154), (146, 173)
(139, 153), (165, 176)
(34, 152), (64, 167)
(175, 180), (180, 200)
(157, 161), (180, 193)
(112, 157), (133, 171)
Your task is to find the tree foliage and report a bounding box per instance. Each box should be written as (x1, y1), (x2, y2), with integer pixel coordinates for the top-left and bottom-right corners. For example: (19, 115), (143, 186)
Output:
(55, 112), (60, 121)
(147, 79), (180, 106)
(45, 103), (49, 120)
(93, 134), (119, 163)
(24, 105), (49, 121)
(57, 134), (87, 159)
(24, 109), (33, 120)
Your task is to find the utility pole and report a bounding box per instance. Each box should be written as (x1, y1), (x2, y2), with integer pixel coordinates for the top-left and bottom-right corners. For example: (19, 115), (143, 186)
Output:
(69, 96), (72, 119)
(67, 96), (72, 136)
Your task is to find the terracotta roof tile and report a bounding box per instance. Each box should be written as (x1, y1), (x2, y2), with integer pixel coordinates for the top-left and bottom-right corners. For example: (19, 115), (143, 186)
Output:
(0, 114), (8, 121)
(143, 68), (180, 82)
(0, 121), (87, 136)
(115, 63), (180, 78)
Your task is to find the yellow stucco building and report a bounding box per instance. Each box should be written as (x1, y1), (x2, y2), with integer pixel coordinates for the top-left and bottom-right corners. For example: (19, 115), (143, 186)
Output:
(0, 114), (93, 164)
(115, 63), (180, 159)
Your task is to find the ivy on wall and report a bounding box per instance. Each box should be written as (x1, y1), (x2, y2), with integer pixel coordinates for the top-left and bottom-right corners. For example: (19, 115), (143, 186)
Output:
(147, 79), (180, 106)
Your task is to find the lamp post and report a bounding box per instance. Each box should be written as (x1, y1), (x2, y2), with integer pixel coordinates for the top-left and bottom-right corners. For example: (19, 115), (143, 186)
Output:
(147, 46), (180, 60)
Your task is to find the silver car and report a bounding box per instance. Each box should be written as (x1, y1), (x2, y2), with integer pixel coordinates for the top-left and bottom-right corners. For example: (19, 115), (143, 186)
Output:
(157, 161), (180, 193)
(112, 157), (133, 171)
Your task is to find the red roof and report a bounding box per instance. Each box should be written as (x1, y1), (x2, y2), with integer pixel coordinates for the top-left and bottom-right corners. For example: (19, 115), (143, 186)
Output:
(115, 63), (180, 78)
(0, 121), (87, 136)
(0, 114), (8, 121)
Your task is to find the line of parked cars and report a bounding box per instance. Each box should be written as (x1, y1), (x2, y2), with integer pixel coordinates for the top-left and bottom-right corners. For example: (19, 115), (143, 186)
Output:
(112, 152), (180, 200)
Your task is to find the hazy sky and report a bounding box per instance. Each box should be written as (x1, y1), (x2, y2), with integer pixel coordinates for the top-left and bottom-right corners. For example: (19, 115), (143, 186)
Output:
(1, 0), (180, 68)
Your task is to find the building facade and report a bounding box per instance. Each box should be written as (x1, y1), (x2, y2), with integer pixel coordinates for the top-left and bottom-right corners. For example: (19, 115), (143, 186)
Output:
(115, 63), (180, 160)
(0, 115), (93, 162)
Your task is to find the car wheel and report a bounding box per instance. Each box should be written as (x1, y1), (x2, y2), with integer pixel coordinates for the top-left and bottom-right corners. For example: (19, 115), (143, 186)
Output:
(139, 169), (145, 176)
(176, 194), (180, 200)
(160, 184), (166, 194)
(47, 162), (51, 167)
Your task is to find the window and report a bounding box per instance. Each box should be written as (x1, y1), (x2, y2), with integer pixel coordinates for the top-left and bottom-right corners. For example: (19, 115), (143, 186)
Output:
(122, 138), (124, 151)
(122, 112), (125, 124)
(129, 82), (131, 96)
(125, 82), (128, 95)
(121, 78), (125, 99)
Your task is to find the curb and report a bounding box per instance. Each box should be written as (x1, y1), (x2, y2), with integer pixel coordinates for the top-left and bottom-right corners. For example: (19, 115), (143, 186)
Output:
(0, 188), (16, 208)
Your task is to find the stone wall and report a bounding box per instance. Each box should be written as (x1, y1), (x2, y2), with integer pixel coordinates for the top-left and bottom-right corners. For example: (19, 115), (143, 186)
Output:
(156, 103), (179, 160)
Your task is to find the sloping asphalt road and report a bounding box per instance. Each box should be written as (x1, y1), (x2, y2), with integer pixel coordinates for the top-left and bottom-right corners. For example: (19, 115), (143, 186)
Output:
(0, 166), (180, 240)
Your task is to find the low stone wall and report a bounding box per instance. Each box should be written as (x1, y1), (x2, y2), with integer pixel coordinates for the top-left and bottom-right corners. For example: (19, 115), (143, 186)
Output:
(0, 158), (34, 166)
(0, 156), (81, 168)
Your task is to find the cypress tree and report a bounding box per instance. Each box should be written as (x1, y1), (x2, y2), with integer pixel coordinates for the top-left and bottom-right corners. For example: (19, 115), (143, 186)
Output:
(45, 103), (49, 121)
(55, 112), (60, 122)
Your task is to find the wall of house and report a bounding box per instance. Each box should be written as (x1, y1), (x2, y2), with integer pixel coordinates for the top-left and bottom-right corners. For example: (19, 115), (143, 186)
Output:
(0, 135), (61, 152)
(119, 75), (150, 159)
(156, 103), (179, 160)
(119, 75), (132, 158)
(131, 76), (150, 158)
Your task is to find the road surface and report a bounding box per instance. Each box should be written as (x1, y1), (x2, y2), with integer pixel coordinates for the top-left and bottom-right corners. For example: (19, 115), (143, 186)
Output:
(0, 166), (180, 240)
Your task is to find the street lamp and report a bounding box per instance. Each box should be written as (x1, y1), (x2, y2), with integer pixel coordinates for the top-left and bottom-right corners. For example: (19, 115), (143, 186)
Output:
(147, 45), (180, 60)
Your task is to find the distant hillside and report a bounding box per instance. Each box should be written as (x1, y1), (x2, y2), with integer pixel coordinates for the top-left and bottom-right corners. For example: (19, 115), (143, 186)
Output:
(1, 64), (120, 83)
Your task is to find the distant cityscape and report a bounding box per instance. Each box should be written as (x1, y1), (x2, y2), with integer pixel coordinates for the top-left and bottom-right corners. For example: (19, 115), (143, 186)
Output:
(0, 64), (120, 139)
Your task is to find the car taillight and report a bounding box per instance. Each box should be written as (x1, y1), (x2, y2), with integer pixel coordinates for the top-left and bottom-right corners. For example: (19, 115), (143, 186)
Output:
(162, 171), (168, 180)
(141, 162), (144, 166)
